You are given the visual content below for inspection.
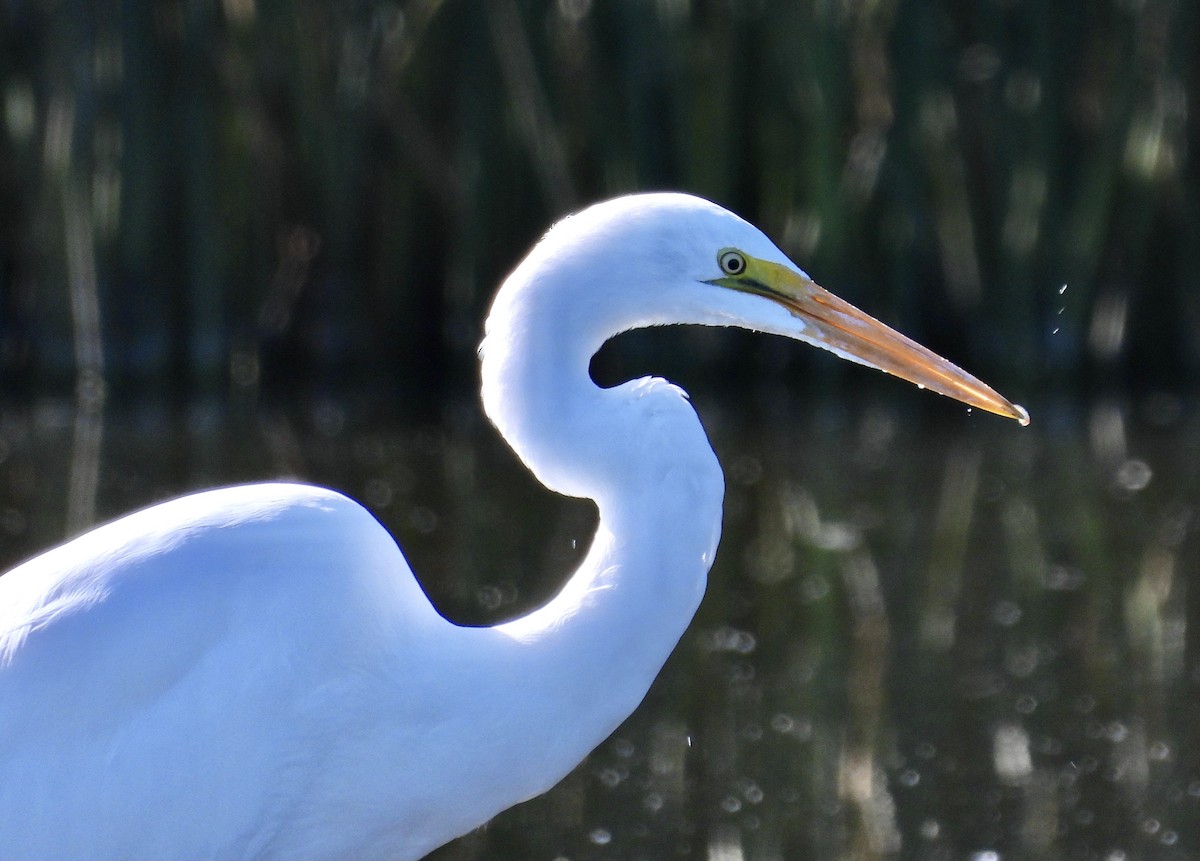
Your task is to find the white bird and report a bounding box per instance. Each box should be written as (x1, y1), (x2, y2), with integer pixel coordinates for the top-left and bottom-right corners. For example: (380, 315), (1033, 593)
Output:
(0, 193), (1027, 860)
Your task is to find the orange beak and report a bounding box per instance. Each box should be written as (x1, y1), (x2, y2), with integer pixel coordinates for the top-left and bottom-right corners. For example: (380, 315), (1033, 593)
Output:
(711, 257), (1029, 425)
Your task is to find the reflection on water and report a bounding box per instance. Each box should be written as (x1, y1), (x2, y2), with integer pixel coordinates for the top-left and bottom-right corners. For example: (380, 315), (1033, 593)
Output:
(1, 397), (1198, 860)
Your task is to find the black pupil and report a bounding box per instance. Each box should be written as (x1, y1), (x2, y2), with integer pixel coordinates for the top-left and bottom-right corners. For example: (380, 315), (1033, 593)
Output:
(725, 255), (742, 273)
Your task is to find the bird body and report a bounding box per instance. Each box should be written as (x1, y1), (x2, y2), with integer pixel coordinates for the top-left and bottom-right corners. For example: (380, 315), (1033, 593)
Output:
(0, 193), (1025, 859)
(0, 478), (716, 859)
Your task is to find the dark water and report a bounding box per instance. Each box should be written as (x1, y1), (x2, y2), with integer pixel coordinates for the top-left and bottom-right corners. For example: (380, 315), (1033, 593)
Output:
(2, 396), (1198, 861)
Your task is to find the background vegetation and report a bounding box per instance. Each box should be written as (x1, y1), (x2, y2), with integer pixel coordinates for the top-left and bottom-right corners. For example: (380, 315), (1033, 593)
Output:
(4, 4), (1200, 859)
(1, 0), (1196, 414)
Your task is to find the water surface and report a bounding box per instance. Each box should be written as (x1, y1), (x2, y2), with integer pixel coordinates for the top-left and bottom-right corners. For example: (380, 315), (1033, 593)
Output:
(1, 397), (1196, 861)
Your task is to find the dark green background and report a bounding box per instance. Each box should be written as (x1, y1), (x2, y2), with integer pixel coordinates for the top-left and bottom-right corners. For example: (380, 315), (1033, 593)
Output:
(4, 4), (1200, 860)
(2, 0), (1195, 411)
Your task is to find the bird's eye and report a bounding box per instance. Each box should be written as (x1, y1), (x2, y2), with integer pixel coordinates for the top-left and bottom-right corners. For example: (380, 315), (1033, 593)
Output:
(718, 249), (746, 276)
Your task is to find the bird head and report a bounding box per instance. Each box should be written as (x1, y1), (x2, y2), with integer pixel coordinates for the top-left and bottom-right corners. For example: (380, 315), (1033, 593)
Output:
(485, 193), (1028, 427)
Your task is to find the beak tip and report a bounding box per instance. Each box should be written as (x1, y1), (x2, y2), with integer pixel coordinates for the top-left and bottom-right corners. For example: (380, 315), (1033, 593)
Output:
(1013, 403), (1031, 427)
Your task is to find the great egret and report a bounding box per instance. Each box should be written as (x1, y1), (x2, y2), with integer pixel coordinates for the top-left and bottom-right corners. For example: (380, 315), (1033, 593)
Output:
(0, 193), (1026, 860)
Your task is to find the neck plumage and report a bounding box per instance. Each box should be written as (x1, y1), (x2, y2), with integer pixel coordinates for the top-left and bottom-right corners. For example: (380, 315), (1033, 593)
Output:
(476, 272), (724, 765)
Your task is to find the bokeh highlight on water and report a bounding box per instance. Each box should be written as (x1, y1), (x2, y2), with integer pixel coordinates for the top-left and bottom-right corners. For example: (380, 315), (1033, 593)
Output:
(1, 393), (1196, 861)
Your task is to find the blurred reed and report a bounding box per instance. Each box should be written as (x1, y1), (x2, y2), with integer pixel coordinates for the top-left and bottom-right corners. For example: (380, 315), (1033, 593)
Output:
(0, 0), (1197, 410)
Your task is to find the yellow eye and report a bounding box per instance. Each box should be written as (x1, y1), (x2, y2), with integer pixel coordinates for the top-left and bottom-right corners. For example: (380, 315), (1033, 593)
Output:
(718, 249), (746, 276)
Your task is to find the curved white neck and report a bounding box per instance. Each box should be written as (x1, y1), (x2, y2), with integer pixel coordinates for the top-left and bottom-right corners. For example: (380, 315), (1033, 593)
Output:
(475, 269), (725, 774)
